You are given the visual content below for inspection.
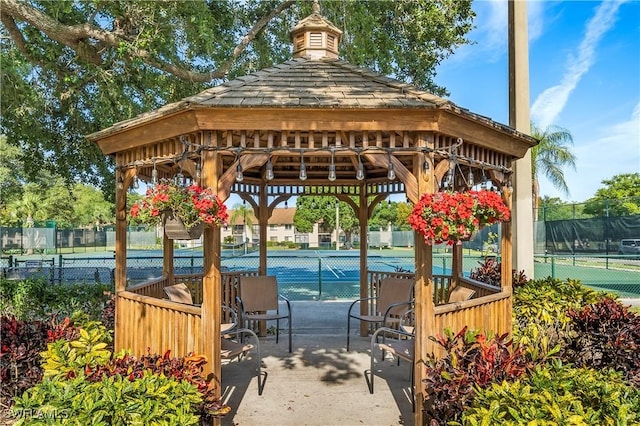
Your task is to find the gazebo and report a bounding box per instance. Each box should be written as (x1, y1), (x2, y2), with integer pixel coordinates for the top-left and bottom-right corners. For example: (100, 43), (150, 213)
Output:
(87, 4), (536, 423)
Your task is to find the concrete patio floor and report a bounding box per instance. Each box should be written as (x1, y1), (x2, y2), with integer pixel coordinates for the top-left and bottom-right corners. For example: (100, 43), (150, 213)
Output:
(220, 301), (415, 426)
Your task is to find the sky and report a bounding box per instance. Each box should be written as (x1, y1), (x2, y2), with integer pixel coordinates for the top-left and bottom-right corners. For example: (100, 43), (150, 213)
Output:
(435, 0), (640, 203)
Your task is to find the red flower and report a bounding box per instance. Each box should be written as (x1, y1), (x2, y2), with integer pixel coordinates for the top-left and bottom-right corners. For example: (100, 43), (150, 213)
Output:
(129, 179), (228, 229)
(408, 190), (510, 245)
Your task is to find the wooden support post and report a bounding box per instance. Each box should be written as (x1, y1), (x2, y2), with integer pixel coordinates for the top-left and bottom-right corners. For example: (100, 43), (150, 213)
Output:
(501, 186), (514, 335)
(202, 150), (222, 405)
(359, 184), (369, 337)
(414, 133), (435, 424)
(259, 183), (268, 275)
(114, 167), (135, 352)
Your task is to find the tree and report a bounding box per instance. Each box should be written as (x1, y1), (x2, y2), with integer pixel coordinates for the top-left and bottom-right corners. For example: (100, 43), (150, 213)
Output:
(370, 200), (397, 230)
(530, 123), (577, 211)
(0, 0), (474, 197)
(0, 136), (25, 209)
(230, 202), (254, 245)
(293, 196), (359, 244)
(583, 173), (640, 217)
(537, 196), (593, 221)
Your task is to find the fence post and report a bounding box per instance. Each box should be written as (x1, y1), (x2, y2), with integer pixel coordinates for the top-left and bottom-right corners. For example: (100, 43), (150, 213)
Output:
(318, 257), (322, 298)
(58, 254), (63, 284)
(551, 256), (555, 278)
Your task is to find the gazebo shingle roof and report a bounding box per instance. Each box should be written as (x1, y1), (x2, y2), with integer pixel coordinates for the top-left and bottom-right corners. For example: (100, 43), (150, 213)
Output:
(185, 57), (451, 109)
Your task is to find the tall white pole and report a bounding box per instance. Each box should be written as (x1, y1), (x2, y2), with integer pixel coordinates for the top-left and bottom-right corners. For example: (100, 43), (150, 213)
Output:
(509, 0), (534, 277)
(335, 202), (340, 251)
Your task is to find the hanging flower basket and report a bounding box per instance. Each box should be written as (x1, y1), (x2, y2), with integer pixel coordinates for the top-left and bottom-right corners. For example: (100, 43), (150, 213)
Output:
(129, 179), (228, 240)
(408, 190), (510, 245)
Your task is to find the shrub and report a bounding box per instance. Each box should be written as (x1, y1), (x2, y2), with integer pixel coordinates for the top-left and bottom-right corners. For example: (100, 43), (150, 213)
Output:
(564, 298), (640, 386)
(460, 359), (640, 425)
(83, 350), (231, 419)
(40, 314), (112, 380)
(468, 257), (528, 287)
(0, 277), (113, 322)
(423, 327), (538, 424)
(512, 277), (609, 359)
(0, 315), (77, 407)
(12, 371), (203, 426)
(32, 319), (229, 421)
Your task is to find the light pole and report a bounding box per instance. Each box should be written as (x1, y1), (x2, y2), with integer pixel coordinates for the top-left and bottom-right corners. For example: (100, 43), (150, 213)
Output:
(243, 199), (247, 255)
(335, 201), (340, 251)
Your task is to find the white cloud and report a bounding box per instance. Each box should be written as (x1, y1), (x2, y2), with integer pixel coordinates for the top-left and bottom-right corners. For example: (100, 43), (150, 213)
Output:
(446, 0), (545, 64)
(539, 102), (640, 201)
(531, 0), (628, 128)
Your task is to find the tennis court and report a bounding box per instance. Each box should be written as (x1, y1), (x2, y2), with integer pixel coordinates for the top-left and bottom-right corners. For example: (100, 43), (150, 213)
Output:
(3, 249), (638, 300)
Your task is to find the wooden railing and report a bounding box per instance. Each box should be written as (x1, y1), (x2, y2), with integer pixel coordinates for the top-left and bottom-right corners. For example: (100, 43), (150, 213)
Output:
(117, 270), (507, 359)
(432, 290), (511, 358)
(115, 289), (203, 357)
(117, 270), (258, 357)
(366, 271), (453, 307)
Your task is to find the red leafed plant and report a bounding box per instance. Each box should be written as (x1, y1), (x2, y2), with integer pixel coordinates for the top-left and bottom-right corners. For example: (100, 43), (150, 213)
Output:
(409, 190), (510, 245)
(129, 178), (228, 229)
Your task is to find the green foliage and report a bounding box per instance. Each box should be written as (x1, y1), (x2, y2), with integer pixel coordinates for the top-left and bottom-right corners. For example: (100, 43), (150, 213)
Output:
(583, 173), (640, 216)
(537, 196), (594, 221)
(512, 277), (608, 359)
(83, 351), (229, 420)
(0, 277), (113, 321)
(40, 316), (113, 379)
(0, 277), (47, 320)
(294, 196), (359, 242)
(530, 122), (576, 201)
(460, 360), (640, 425)
(423, 327), (538, 424)
(2, 0), (474, 193)
(12, 371), (202, 426)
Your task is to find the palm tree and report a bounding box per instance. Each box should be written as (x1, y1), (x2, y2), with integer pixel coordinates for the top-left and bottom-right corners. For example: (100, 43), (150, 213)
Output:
(230, 202), (253, 253)
(530, 123), (577, 211)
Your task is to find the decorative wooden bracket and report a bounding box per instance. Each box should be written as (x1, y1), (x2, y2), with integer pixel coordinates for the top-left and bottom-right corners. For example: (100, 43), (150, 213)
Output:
(218, 152), (268, 200)
(363, 152), (418, 202)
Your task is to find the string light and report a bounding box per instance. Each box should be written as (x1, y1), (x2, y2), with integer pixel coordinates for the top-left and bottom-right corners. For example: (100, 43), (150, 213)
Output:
(114, 137), (514, 189)
(195, 158), (202, 184)
(299, 152), (307, 181)
(236, 162), (244, 182)
(356, 150), (365, 181)
(423, 152), (430, 174)
(265, 150), (274, 181)
(151, 160), (158, 186)
(328, 148), (336, 181)
(235, 149), (243, 182)
(387, 150), (395, 181)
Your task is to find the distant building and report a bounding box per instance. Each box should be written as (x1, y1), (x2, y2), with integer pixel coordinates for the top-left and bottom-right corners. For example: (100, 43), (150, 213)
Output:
(220, 208), (326, 248)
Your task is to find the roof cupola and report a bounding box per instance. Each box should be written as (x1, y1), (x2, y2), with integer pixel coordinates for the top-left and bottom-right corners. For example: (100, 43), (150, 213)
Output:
(290, 0), (342, 59)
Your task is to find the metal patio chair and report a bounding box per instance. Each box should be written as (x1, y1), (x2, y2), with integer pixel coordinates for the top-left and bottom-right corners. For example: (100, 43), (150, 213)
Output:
(164, 283), (267, 394)
(237, 275), (292, 353)
(346, 276), (414, 351)
(365, 309), (415, 412)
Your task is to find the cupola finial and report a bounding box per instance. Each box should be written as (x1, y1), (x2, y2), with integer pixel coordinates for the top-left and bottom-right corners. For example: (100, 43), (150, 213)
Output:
(312, 0), (320, 14)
